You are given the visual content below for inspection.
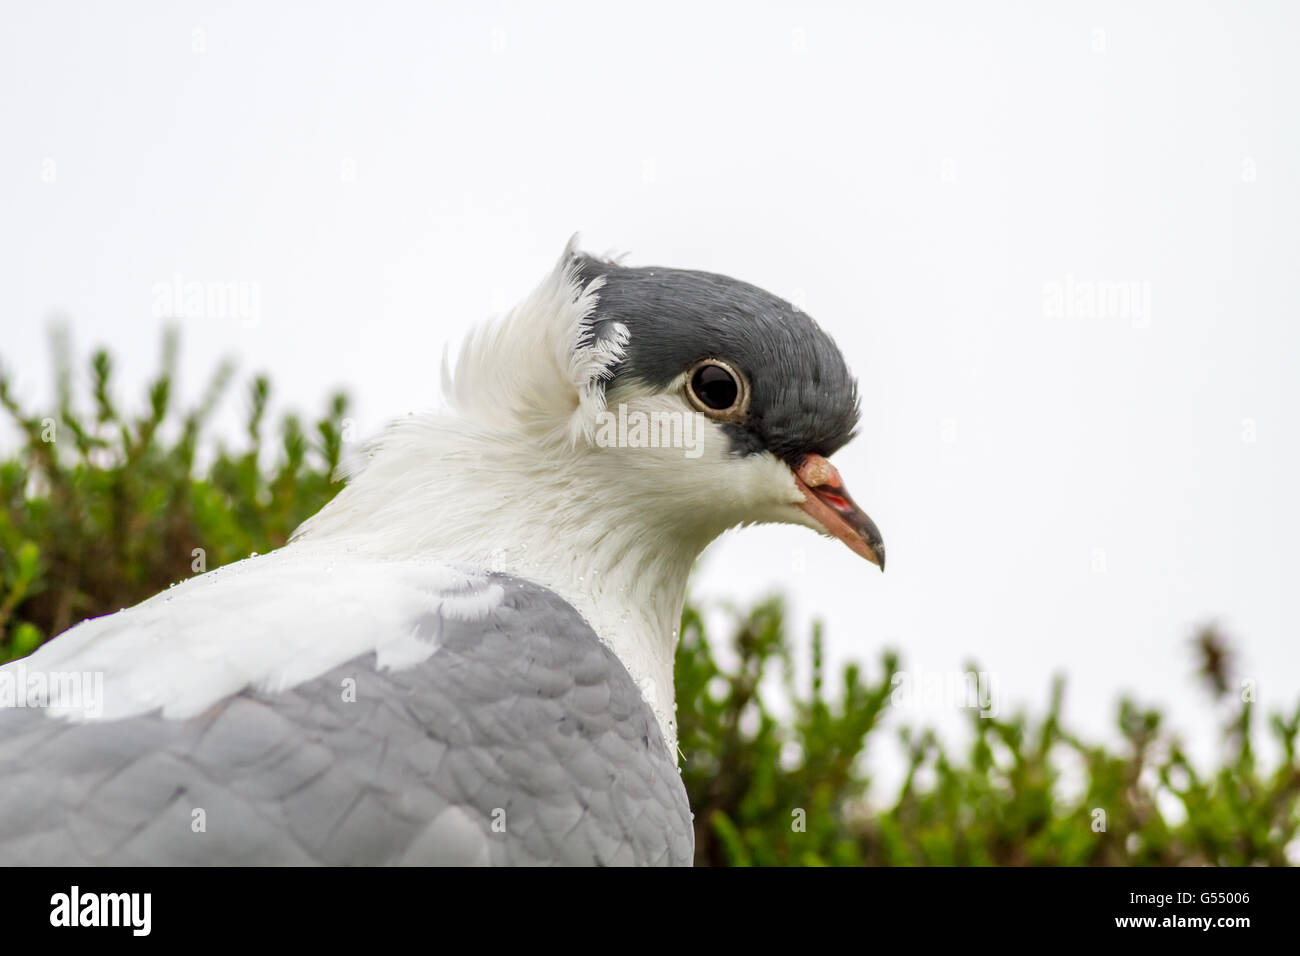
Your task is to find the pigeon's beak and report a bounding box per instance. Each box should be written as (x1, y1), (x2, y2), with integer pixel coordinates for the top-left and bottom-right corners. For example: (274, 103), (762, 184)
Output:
(793, 454), (886, 571)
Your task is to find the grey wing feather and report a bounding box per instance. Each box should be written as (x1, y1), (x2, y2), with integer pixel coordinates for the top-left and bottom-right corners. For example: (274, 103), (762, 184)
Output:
(0, 575), (693, 866)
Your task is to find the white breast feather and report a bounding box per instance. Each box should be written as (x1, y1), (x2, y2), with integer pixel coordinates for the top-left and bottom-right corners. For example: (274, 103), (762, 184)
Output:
(7, 550), (501, 722)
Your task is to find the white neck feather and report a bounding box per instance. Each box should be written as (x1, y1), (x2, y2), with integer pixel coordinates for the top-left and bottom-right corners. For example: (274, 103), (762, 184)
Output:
(294, 413), (715, 754)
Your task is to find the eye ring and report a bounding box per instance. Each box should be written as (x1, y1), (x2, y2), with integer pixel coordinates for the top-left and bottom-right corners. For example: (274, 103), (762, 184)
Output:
(684, 358), (750, 421)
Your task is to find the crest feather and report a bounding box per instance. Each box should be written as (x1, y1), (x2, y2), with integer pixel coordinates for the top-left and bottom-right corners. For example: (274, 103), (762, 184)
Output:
(443, 235), (626, 445)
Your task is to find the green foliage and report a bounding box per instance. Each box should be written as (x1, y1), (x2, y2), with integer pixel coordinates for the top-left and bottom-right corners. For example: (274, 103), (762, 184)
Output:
(0, 328), (348, 651)
(1, 333), (1297, 866)
(678, 603), (1300, 865)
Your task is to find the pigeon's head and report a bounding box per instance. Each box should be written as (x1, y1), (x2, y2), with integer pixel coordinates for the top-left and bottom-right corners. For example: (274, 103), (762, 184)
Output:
(549, 246), (884, 571)
(302, 237), (883, 600)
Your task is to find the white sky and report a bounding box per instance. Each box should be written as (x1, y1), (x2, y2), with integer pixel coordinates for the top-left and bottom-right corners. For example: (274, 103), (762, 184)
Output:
(2, 1), (1297, 784)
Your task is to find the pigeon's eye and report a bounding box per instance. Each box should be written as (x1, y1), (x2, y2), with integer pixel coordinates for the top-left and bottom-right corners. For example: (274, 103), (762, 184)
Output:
(686, 359), (749, 419)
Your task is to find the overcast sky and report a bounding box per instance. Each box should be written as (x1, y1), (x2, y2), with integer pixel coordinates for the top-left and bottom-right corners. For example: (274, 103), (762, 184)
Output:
(3, 1), (1297, 786)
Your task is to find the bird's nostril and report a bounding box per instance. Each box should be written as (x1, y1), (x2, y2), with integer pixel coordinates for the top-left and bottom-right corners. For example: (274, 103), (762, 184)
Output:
(797, 454), (838, 489)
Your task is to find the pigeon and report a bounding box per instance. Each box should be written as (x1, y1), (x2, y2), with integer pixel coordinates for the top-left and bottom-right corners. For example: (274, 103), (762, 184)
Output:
(0, 239), (884, 866)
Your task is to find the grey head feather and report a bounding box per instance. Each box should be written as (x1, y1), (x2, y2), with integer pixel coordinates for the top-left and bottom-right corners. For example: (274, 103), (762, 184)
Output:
(574, 254), (860, 466)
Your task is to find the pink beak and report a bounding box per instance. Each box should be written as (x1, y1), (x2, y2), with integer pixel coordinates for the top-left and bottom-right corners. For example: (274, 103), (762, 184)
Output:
(793, 454), (885, 571)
